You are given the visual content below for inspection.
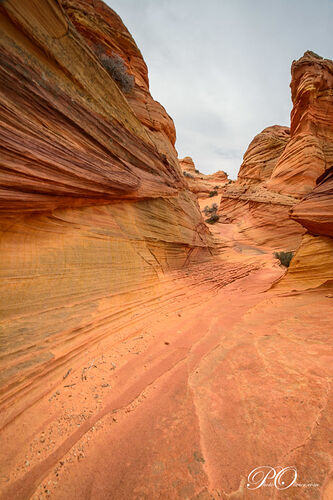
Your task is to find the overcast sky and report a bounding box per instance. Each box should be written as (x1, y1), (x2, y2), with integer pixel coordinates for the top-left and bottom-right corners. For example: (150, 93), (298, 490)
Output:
(107, 0), (333, 178)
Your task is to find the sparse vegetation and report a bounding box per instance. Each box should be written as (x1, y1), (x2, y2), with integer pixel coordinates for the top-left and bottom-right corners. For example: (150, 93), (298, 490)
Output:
(96, 46), (134, 93)
(274, 251), (294, 267)
(183, 171), (194, 178)
(195, 169), (200, 174)
(203, 203), (219, 224)
(203, 203), (218, 216)
(209, 190), (218, 197)
(214, 185), (220, 190)
(205, 214), (220, 224)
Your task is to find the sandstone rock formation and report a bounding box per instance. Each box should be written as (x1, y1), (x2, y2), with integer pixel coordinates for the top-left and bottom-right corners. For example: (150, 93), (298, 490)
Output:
(215, 51), (333, 252)
(0, 0), (213, 428)
(217, 130), (304, 251)
(290, 165), (333, 237)
(179, 156), (228, 198)
(269, 53), (333, 291)
(237, 125), (290, 185)
(277, 165), (333, 290)
(217, 52), (333, 252)
(267, 51), (333, 197)
(61, 0), (177, 160)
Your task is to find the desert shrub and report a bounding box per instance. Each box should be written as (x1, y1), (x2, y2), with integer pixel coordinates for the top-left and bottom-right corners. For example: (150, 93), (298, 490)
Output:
(214, 185), (220, 190)
(203, 203), (218, 216)
(195, 169), (200, 173)
(274, 251), (294, 267)
(209, 190), (218, 197)
(205, 214), (220, 224)
(97, 49), (134, 93)
(183, 171), (194, 178)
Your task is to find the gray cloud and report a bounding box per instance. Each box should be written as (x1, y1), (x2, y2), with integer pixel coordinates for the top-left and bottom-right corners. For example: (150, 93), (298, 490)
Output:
(107, 0), (333, 178)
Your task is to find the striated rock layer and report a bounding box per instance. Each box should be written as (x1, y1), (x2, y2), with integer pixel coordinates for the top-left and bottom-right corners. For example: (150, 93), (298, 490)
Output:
(0, 0), (214, 427)
(278, 165), (333, 290)
(267, 51), (333, 197)
(0, 1), (332, 495)
(274, 53), (333, 290)
(291, 165), (333, 237)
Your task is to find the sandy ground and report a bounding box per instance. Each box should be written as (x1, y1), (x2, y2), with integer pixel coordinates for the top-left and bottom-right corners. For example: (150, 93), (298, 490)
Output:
(1, 217), (332, 500)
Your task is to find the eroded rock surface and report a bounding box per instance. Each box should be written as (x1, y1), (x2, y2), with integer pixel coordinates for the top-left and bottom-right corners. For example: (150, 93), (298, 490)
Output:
(180, 156), (229, 198)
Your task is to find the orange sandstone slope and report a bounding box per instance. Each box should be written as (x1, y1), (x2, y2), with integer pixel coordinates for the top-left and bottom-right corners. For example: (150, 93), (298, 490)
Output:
(61, 0), (177, 160)
(0, 0), (214, 424)
(179, 156), (229, 198)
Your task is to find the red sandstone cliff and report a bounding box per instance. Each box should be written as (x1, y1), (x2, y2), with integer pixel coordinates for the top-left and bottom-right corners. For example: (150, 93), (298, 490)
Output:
(0, 0), (213, 429)
(269, 53), (333, 290)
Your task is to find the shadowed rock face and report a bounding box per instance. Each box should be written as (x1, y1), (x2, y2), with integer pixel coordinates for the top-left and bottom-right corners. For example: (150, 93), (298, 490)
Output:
(267, 51), (333, 197)
(0, 0), (214, 416)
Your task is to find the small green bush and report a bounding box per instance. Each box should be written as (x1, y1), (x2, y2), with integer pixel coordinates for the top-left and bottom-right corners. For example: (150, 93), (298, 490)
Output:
(205, 214), (220, 224)
(274, 251), (294, 267)
(183, 171), (194, 178)
(209, 190), (218, 197)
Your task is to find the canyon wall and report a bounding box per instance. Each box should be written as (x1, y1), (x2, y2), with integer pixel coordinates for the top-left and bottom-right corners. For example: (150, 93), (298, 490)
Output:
(0, 0), (213, 423)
